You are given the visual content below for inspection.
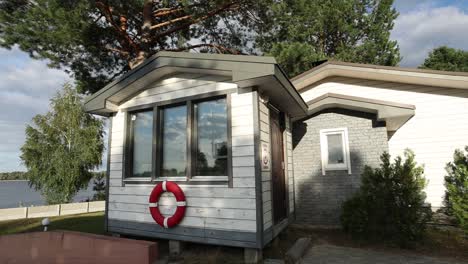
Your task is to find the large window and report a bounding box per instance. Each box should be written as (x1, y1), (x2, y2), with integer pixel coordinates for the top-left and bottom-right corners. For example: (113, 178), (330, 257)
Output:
(125, 95), (230, 182)
(194, 98), (228, 176)
(319, 128), (351, 175)
(128, 110), (153, 178)
(161, 105), (187, 177)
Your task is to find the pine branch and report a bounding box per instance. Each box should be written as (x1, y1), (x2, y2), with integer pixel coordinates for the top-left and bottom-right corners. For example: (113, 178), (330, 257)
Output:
(154, 1), (240, 39)
(105, 46), (130, 57)
(95, 1), (140, 53)
(164, 43), (242, 54)
(150, 15), (191, 30)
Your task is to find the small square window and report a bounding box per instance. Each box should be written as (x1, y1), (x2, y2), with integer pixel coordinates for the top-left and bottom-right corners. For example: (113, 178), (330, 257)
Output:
(320, 128), (351, 175)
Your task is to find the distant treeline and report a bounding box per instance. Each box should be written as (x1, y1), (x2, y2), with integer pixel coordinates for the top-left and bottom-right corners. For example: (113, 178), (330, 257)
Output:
(0, 171), (106, 181)
(0, 171), (27, 180)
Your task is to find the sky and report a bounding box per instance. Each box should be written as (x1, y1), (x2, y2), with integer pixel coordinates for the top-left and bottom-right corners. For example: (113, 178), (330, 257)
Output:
(0, 0), (468, 172)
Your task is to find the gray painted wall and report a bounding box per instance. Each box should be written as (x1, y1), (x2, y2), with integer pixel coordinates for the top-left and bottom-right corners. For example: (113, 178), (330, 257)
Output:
(292, 109), (388, 226)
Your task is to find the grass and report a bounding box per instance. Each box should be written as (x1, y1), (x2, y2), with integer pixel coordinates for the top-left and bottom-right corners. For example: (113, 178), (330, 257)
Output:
(1, 213), (466, 263)
(0, 212), (105, 236)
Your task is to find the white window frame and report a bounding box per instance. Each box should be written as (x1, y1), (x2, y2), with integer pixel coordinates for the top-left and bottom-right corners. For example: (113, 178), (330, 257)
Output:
(320, 128), (351, 175)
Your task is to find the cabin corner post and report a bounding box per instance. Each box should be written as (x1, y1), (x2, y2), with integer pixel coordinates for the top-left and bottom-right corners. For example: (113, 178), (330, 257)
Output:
(289, 117), (296, 222)
(252, 89), (264, 249)
(105, 115), (113, 233)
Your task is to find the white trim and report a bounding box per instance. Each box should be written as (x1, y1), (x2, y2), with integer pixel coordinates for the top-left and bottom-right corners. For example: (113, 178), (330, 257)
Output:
(123, 177), (152, 182)
(176, 201), (187, 206)
(148, 203), (158, 207)
(190, 176), (228, 181)
(319, 128), (351, 175)
(162, 181), (167, 191)
(163, 217), (169, 228)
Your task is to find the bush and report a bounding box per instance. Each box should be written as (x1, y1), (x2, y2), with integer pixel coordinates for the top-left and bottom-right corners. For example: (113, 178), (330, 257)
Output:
(341, 150), (432, 247)
(92, 172), (106, 201)
(444, 147), (468, 232)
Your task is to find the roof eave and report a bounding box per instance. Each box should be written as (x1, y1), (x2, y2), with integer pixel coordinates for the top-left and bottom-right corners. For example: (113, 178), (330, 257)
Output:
(293, 62), (468, 91)
(306, 93), (415, 132)
(84, 52), (308, 118)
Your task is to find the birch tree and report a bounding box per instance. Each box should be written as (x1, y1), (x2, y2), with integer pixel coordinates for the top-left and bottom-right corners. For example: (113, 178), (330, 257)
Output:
(20, 83), (104, 204)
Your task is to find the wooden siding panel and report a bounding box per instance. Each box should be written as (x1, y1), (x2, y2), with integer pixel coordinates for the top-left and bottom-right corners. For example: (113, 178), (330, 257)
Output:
(108, 211), (256, 232)
(259, 99), (273, 230)
(107, 80), (260, 234)
(109, 195), (256, 209)
(109, 202), (256, 220)
(109, 186), (255, 198)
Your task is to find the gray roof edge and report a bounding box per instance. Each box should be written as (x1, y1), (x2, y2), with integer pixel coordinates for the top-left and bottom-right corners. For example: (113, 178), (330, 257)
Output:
(307, 93), (416, 110)
(273, 65), (308, 111)
(84, 52), (277, 107)
(155, 51), (277, 64)
(292, 60), (468, 83)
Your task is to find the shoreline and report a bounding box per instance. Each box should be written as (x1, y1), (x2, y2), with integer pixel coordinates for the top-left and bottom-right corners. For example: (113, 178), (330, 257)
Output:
(0, 180), (29, 182)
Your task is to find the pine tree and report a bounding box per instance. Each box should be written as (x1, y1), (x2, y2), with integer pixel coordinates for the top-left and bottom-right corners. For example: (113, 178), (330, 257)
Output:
(420, 46), (468, 72)
(256, 0), (401, 77)
(0, 0), (262, 93)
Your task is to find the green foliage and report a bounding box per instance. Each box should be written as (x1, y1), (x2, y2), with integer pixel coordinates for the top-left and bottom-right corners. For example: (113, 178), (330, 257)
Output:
(444, 147), (468, 232)
(0, 0), (261, 94)
(256, 0), (401, 77)
(20, 83), (104, 204)
(92, 172), (106, 201)
(420, 46), (468, 72)
(0, 171), (27, 180)
(341, 150), (432, 247)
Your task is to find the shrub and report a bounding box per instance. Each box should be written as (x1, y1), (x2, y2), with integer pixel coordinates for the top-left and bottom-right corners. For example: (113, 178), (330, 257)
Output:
(92, 172), (106, 201)
(341, 150), (432, 247)
(444, 147), (468, 232)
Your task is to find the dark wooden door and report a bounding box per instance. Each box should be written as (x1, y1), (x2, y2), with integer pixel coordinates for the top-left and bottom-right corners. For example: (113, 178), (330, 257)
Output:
(270, 108), (287, 223)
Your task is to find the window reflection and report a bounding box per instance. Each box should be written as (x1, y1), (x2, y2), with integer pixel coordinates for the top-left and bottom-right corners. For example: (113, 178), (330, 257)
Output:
(327, 133), (344, 164)
(131, 111), (153, 177)
(195, 98), (228, 176)
(161, 105), (187, 176)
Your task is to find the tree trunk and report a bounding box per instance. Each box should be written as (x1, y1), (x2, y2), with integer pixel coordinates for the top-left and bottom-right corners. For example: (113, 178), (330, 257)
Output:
(131, 0), (154, 69)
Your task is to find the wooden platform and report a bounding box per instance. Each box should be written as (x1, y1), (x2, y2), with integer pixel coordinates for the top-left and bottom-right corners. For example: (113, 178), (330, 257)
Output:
(0, 230), (158, 264)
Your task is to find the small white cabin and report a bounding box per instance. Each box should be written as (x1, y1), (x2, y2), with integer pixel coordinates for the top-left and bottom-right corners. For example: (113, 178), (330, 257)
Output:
(84, 52), (307, 252)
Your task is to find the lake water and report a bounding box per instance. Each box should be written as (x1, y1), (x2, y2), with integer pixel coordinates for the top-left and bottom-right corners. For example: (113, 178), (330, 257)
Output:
(0, 181), (95, 209)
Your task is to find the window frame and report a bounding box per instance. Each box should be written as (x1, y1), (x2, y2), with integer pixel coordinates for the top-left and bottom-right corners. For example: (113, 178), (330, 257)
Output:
(191, 96), (230, 178)
(319, 128), (351, 175)
(124, 108), (155, 182)
(123, 91), (233, 186)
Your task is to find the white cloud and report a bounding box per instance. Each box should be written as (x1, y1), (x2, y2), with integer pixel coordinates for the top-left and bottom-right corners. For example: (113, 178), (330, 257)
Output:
(0, 47), (69, 172)
(0, 46), (109, 172)
(392, 6), (468, 67)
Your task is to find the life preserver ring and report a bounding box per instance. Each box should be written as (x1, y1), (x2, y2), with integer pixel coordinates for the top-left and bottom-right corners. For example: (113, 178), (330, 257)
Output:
(149, 181), (186, 228)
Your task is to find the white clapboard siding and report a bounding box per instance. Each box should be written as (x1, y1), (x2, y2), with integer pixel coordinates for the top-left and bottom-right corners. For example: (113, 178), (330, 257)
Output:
(106, 74), (260, 233)
(109, 202), (256, 220)
(121, 82), (236, 109)
(259, 99), (273, 230)
(108, 211), (256, 232)
(133, 75), (229, 98)
(110, 185), (255, 198)
(232, 135), (255, 146)
(233, 167), (255, 177)
(284, 116), (295, 213)
(109, 195), (256, 209)
(300, 76), (468, 207)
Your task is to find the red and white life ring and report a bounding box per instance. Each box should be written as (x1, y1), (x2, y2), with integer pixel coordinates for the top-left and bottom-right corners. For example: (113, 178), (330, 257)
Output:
(149, 181), (186, 228)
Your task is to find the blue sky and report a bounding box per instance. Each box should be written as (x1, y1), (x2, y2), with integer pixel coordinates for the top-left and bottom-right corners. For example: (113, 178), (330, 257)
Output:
(1, 0), (468, 172)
